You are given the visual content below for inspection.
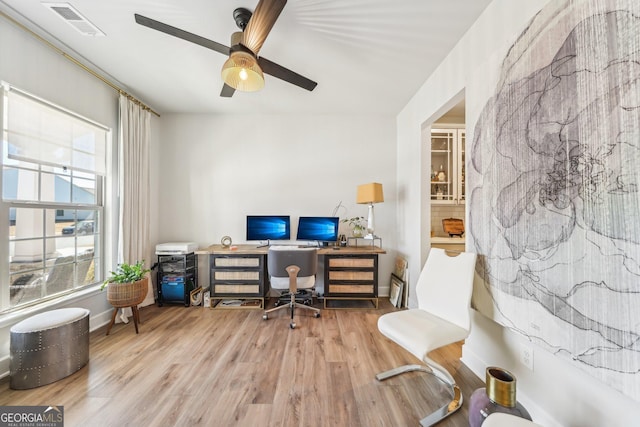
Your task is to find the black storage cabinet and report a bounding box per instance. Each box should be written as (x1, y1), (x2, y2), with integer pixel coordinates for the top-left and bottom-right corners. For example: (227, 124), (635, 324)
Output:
(157, 253), (197, 306)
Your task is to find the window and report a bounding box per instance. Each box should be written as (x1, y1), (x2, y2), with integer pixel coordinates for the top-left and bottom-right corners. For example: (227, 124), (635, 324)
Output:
(1, 83), (109, 311)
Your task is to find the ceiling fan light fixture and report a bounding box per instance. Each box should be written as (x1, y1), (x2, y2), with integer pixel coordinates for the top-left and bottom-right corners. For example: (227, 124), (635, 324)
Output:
(221, 51), (264, 92)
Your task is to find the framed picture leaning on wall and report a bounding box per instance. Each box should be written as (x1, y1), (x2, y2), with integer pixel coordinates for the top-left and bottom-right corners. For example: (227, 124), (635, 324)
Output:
(389, 274), (404, 307)
(393, 256), (409, 307)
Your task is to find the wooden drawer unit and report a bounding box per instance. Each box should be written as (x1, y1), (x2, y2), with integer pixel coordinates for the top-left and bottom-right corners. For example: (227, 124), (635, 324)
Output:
(210, 253), (267, 307)
(324, 253), (378, 308)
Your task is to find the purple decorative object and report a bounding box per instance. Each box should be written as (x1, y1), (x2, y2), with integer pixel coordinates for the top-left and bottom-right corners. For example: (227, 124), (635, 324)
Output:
(468, 367), (532, 427)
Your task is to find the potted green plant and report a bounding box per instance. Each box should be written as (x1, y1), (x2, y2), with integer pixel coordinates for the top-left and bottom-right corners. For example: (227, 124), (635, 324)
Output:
(101, 260), (150, 290)
(102, 261), (151, 335)
(341, 216), (367, 238)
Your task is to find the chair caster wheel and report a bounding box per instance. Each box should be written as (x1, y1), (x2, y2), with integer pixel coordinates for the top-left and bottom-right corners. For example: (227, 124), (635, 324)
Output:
(314, 312), (320, 318)
(290, 322), (296, 329)
(263, 314), (268, 320)
(274, 301), (280, 307)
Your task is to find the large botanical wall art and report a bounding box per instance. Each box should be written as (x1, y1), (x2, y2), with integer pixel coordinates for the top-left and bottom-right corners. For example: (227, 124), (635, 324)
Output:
(468, 0), (640, 400)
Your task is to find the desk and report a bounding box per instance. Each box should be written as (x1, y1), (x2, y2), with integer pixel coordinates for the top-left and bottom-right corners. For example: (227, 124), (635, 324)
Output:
(198, 244), (385, 309)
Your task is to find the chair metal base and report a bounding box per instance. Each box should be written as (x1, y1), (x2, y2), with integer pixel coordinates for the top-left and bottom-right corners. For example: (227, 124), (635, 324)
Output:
(376, 362), (463, 427)
(273, 289), (313, 307)
(263, 293), (320, 329)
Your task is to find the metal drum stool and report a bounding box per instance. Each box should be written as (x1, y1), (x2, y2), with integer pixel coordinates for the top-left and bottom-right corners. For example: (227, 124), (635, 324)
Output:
(10, 308), (90, 390)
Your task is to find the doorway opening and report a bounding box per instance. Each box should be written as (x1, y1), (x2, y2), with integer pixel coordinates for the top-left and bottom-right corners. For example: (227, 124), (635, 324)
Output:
(423, 96), (466, 253)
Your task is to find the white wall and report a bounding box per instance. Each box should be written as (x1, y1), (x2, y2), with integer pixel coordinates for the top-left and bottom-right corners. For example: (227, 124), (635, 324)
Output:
(397, 0), (640, 425)
(155, 113), (397, 294)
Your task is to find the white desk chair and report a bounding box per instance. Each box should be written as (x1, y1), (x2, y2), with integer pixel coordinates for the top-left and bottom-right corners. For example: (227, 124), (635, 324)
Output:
(376, 248), (477, 426)
(263, 246), (320, 329)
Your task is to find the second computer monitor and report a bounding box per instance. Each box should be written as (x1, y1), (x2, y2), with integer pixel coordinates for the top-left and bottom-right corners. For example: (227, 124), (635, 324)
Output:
(296, 216), (339, 243)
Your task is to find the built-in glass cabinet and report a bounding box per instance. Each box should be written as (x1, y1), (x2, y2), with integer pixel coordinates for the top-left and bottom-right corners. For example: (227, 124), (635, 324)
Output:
(430, 128), (465, 204)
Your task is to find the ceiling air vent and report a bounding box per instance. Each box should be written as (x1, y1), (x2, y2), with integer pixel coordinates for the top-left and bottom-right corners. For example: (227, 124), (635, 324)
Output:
(42, 2), (105, 36)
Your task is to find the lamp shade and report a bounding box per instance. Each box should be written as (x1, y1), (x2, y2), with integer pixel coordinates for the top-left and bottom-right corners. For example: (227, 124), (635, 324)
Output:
(357, 183), (384, 204)
(221, 50), (264, 92)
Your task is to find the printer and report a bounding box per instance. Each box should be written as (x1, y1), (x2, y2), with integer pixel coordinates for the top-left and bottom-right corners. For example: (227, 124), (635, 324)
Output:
(155, 242), (198, 255)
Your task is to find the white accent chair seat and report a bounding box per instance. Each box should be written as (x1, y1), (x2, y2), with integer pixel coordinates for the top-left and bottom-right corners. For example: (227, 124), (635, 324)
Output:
(376, 248), (477, 426)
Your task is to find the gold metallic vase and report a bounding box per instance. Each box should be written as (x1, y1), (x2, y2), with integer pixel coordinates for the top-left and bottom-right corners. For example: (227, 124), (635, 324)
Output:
(486, 366), (517, 407)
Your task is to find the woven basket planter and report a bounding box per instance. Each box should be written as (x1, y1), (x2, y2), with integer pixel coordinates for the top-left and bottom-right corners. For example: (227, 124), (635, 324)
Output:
(107, 277), (149, 308)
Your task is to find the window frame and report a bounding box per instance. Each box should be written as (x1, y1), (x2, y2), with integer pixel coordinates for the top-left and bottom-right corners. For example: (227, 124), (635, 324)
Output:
(1, 83), (110, 313)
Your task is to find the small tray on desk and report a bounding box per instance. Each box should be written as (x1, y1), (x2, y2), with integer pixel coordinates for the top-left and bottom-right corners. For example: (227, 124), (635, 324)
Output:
(347, 236), (382, 248)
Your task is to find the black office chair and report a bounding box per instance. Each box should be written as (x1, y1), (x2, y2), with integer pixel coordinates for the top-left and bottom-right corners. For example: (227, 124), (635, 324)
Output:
(263, 246), (320, 329)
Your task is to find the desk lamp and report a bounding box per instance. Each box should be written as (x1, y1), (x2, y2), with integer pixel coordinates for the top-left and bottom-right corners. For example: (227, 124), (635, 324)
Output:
(356, 183), (384, 239)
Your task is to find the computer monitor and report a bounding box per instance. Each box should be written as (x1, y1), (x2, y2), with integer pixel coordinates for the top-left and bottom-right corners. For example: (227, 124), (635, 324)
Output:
(296, 216), (339, 243)
(246, 215), (290, 245)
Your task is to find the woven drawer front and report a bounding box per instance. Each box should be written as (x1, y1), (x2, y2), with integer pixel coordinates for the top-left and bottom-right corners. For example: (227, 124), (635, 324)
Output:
(214, 284), (260, 294)
(214, 271), (260, 281)
(329, 271), (374, 281)
(214, 257), (260, 267)
(328, 284), (374, 294)
(328, 258), (374, 268)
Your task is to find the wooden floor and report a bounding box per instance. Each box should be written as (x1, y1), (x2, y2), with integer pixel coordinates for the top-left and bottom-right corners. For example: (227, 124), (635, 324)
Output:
(0, 300), (483, 427)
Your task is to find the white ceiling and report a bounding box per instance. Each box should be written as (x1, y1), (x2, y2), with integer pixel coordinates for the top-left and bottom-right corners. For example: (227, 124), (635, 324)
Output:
(0, 0), (492, 115)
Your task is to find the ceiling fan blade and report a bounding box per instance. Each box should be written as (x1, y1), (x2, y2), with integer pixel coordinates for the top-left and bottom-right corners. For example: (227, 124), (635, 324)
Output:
(258, 57), (317, 92)
(220, 83), (236, 98)
(242, 0), (287, 55)
(135, 14), (230, 56)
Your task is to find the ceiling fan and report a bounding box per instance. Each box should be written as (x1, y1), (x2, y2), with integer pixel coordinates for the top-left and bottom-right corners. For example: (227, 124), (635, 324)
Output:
(134, 0), (317, 97)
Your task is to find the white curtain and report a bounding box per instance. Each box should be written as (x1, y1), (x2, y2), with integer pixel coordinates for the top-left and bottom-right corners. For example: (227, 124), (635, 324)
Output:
(118, 94), (154, 319)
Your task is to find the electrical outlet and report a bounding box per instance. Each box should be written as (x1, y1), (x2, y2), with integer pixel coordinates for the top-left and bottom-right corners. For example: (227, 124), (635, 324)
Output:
(521, 343), (534, 371)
